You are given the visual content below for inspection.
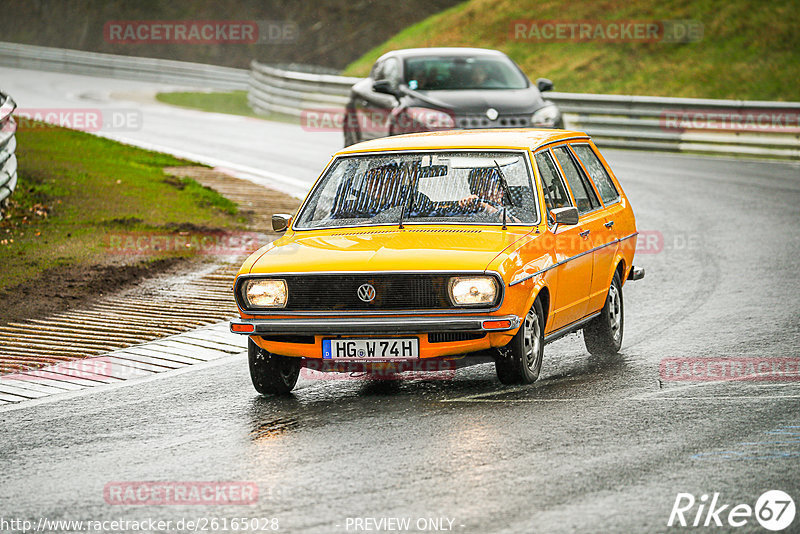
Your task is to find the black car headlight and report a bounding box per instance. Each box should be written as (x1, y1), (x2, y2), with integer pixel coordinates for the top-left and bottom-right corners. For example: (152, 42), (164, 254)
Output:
(531, 104), (561, 128)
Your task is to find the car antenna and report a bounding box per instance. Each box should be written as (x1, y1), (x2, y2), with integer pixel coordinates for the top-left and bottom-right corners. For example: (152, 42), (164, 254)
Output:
(502, 206), (507, 230)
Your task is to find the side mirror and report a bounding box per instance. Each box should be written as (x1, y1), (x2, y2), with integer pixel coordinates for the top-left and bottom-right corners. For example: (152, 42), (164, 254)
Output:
(550, 206), (578, 226)
(536, 78), (554, 92)
(272, 213), (292, 233)
(373, 79), (398, 96)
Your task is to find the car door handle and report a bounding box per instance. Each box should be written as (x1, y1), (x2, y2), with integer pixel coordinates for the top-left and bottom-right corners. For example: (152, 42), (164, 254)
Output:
(604, 220), (615, 228)
(579, 229), (590, 238)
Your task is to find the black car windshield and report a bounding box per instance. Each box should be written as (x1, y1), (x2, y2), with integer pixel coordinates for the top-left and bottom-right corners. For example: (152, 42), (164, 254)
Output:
(404, 56), (529, 90)
(294, 151), (538, 229)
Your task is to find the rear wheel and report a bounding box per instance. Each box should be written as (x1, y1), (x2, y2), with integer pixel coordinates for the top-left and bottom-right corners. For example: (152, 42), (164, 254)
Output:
(583, 272), (624, 355)
(248, 338), (301, 395)
(495, 299), (544, 384)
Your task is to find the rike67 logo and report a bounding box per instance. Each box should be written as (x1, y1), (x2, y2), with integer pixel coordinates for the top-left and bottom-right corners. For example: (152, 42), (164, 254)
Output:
(668, 490), (795, 531)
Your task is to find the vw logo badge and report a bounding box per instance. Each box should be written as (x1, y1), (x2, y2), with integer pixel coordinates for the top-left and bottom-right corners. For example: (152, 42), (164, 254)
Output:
(486, 108), (499, 121)
(357, 283), (376, 302)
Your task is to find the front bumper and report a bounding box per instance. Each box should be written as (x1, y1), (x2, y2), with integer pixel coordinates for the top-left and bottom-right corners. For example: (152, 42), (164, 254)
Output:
(230, 314), (521, 335)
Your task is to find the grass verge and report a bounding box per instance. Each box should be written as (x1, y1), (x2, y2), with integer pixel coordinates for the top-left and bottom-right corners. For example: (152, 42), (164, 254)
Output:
(342, 0), (799, 101)
(155, 90), (299, 123)
(0, 121), (246, 298)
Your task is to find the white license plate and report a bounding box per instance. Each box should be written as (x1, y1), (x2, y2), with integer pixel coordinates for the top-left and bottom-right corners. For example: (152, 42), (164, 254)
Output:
(322, 338), (419, 360)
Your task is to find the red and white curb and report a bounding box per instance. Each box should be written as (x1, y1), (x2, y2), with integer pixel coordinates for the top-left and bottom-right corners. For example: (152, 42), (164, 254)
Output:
(0, 322), (245, 405)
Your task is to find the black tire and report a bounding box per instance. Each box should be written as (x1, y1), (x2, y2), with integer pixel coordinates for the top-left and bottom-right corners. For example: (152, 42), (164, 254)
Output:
(248, 338), (301, 395)
(583, 271), (624, 355)
(343, 108), (359, 147)
(495, 299), (545, 385)
(343, 127), (358, 147)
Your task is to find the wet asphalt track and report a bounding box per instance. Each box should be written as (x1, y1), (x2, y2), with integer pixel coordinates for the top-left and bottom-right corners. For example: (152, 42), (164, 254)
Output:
(1, 67), (799, 533)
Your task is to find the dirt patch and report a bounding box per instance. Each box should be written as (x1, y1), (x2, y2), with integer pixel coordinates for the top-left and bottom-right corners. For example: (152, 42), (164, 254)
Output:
(164, 166), (302, 232)
(0, 257), (183, 326)
(0, 1), (462, 70)
(1, 167), (301, 328)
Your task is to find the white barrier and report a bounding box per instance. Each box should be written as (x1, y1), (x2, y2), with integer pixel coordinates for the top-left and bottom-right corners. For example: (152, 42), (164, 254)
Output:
(0, 41), (248, 90)
(0, 93), (17, 212)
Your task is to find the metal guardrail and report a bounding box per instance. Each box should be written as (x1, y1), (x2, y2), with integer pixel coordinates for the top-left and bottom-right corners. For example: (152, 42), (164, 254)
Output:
(248, 61), (359, 117)
(249, 59), (800, 159)
(0, 93), (18, 214)
(0, 42), (248, 90)
(0, 42), (795, 159)
(551, 93), (800, 159)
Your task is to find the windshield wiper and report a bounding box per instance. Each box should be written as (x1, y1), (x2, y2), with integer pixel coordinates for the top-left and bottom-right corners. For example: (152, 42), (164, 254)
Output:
(398, 164), (420, 229)
(493, 160), (514, 207)
(398, 198), (408, 229)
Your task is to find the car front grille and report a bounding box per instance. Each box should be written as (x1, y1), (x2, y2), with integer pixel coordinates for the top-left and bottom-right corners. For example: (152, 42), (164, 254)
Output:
(455, 115), (531, 129)
(282, 274), (451, 311)
(428, 332), (486, 343)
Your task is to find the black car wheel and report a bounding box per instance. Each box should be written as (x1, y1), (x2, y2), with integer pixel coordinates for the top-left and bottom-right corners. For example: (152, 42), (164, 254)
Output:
(583, 272), (624, 355)
(248, 338), (301, 395)
(495, 298), (544, 384)
(343, 108), (360, 147)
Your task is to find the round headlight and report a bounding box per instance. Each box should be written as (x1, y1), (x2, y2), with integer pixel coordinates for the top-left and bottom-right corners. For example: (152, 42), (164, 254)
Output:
(449, 276), (498, 306)
(404, 107), (455, 131)
(243, 279), (287, 308)
(531, 103), (561, 128)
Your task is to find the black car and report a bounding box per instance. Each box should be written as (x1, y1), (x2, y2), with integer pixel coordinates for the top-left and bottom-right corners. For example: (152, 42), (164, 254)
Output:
(343, 47), (563, 146)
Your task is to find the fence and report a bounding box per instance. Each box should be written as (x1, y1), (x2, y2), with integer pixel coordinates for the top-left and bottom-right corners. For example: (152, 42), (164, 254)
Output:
(0, 93), (17, 213)
(248, 61), (358, 117)
(248, 59), (800, 159)
(0, 41), (248, 90)
(0, 42), (796, 158)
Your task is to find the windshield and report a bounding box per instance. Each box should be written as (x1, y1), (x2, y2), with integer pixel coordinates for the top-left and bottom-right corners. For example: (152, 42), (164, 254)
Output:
(294, 151), (539, 229)
(404, 56), (529, 90)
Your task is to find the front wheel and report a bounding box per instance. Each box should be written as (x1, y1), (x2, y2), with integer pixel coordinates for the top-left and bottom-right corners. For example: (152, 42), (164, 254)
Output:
(583, 272), (624, 355)
(248, 338), (301, 395)
(495, 299), (545, 384)
(343, 108), (360, 147)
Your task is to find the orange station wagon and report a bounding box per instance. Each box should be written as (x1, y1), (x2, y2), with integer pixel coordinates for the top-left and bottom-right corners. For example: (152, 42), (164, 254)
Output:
(231, 129), (644, 394)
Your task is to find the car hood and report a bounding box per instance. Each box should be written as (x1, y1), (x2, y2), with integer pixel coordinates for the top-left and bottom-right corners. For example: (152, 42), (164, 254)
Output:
(249, 227), (532, 275)
(406, 86), (546, 115)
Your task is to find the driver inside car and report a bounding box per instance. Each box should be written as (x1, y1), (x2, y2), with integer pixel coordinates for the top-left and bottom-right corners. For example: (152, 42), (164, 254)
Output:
(459, 168), (521, 222)
(356, 165), (406, 216)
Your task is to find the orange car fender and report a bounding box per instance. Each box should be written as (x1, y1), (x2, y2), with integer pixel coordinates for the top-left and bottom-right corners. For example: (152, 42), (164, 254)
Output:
(504, 268), (557, 336)
(523, 271), (556, 334)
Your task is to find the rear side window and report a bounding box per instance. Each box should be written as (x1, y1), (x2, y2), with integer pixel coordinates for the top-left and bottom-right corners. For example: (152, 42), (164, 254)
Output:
(553, 146), (600, 214)
(572, 144), (619, 204)
(534, 151), (571, 213)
